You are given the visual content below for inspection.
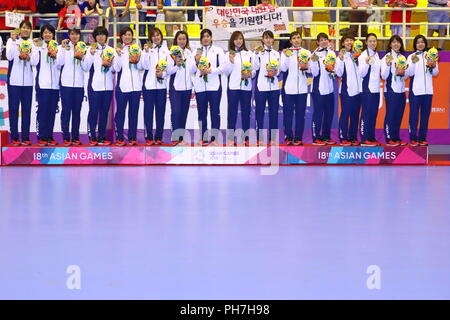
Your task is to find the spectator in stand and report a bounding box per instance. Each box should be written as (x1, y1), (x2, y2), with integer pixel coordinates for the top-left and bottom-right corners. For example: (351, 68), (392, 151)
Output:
(427, 0), (449, 51)
(109, 0), (130, 20)
(136, 0), (157, 46)
(9, 0), (36, 15)
(210, 0), (225, 5)
(57, 0), (82, 36)
(347, 0), (370, 38)
(228, 0), (245, 6)
(37, 0), (65, 30)
(276, 0), (292, 17)
(5, 0), (37, 41)
(0, 0), (12, 56)
(78, 0), (87, 33)
(388, 0), (417, 39)
(371, 0), (385, 24)
(258, 0), (275, 8)
(276, 0), (294, 51)
(326, 0), (349, 37)
(187, 0), (204, 23)
(157, 0), (188, 47)
(369, 0), (386, 47)
(108, 0), (131, 42)
(80, 0), (103, 44)
(293, 0), (313, 49)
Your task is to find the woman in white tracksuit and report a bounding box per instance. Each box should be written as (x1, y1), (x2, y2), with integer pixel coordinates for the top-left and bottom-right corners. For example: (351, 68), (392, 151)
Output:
(381, 35), (409, 146)
(84, 26), (118, 146)
(335, 34), (363, 146)
(113, 27), (144, 146)
(406, 35), (439, 146)
(167, 31), (195, 145)
(56, 28), (90, 146)
(223, 31), (255, 146)
(280, 31), (310, 146)
(192, 29), (227, 146)
(5, 20), (38, 146)
(358, 33), (382, 146)
(310, 33), (336, 146)
(141, 27), (170, 145)
(253, 30), (281, 145)
(34, 24), (62, 146)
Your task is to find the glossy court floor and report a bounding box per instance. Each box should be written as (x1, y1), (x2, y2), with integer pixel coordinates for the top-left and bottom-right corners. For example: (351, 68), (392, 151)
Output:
(0, 166), (449, 299)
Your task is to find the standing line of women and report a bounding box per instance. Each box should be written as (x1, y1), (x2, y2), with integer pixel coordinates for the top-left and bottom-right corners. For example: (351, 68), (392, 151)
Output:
(6, 25), (439, 147)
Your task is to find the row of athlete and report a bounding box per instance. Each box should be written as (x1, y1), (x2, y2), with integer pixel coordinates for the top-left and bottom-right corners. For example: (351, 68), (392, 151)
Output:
(6, 21), (438, 147)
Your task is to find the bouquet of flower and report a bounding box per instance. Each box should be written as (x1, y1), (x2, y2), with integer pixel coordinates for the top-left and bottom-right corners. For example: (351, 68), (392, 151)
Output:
(74, 41), (86, 60)
(298, 49), (310, 71)
(101, 47), (115, 72)
(425, 47), (438, 72)
(198, 56), (210, 82)
(47, 40), (58, 60)
(265, 59), (279, 83)
(129, 43), (141, 64)
(170, 45), (183, 60)
(19, 40), (32, 61)
(395, 55), (407, 77)
(156, 59), (168, 83)
(324, 51), (336, 78)
(241, 61), (252, 86)
(170, 45), (185, 67)
(352, 40), (363, 62)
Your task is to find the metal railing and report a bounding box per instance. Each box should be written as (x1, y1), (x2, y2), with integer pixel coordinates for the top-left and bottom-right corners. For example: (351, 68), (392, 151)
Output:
(0, 12), (103, 35)
(1, 6), (450, 50)
(107, 6), (450, 49)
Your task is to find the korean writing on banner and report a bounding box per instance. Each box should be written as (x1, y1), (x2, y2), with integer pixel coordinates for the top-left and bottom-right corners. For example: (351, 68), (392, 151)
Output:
(205, 6), (289, 41)
(5, 11), (26, 29)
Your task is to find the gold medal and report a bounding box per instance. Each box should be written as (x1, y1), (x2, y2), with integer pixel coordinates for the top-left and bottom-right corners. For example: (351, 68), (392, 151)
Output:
(33, 38), (43, 47)
(386, 54), (393, 63)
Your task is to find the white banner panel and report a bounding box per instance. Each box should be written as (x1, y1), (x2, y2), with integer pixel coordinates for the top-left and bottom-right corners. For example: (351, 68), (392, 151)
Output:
(205, 6), (289, 41)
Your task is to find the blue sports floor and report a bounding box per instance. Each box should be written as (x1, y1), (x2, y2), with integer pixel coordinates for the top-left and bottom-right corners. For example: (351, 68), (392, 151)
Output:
(0, 166), (449, 299)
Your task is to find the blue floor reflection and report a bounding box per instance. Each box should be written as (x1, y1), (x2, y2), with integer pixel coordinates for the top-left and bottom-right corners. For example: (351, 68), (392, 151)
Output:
(0, 166), (449, 299)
